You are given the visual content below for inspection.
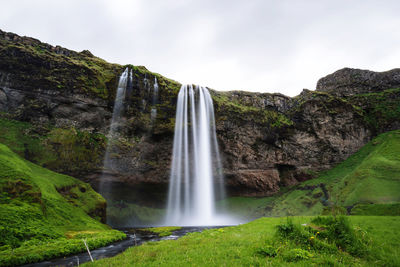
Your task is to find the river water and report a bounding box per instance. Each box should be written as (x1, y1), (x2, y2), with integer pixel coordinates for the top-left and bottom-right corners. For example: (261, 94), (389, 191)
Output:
(22, 226), (221, 267)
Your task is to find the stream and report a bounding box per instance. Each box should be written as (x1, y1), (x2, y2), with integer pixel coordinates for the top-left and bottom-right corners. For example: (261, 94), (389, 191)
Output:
(22, 226), (220, 267)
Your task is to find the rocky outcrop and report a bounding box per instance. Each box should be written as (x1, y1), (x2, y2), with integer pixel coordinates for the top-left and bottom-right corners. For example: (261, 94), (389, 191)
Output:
(1, 29), (399, 198)
(226, 169), (280, 196)
(316, 67), (400, 96)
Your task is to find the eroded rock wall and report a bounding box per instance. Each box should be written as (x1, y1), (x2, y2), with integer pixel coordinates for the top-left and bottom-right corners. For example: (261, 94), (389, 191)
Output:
(1, 29), (399, 197)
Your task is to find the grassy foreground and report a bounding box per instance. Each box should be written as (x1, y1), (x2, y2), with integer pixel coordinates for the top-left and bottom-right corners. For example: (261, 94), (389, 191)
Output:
(0, 143), (125, 266)
(83, 216), (400, 266)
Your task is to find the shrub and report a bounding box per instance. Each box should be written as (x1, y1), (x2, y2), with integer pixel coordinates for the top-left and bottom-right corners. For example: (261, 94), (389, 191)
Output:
(282, 248), (313, 262)
(255, 245), (277, 257)
(276, 218), (311, 246)
(276, 218), (336, 253)
(311, 216), (370, 257)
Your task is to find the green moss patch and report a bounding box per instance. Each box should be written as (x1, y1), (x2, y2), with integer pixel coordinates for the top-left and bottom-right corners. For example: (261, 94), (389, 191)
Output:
(351, 88), (400, 132)
(0, 117), (106, 175)
(212, 92), (293, 128)
(140, 226), (182, 237)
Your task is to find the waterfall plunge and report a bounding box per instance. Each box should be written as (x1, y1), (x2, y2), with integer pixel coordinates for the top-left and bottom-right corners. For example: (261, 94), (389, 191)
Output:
(165, 85), (234, 226)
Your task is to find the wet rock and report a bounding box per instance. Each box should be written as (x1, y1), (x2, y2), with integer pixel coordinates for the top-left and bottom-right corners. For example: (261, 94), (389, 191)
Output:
(0, 89), (6, 110)
(226, 169), (280, 196)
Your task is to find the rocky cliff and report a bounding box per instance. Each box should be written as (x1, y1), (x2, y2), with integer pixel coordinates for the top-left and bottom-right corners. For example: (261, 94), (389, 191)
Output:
(1, 29), (399, 200)
(316, 67), (400, 97)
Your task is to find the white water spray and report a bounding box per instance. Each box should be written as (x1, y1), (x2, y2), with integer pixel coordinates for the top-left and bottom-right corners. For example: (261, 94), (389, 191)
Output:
(108, 68), (129, 134)
(151, 77), (159, 121)
(144, 74), (150, 92)
(99, 68), (129, 193)
(165, 85), (234, 226)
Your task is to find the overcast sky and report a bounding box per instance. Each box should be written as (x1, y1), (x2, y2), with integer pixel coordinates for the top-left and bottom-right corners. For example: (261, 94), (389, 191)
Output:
(1, 0), (399, 96)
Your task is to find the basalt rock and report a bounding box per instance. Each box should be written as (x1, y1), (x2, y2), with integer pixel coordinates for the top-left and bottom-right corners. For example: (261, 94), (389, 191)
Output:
(0, 29), (399, 198)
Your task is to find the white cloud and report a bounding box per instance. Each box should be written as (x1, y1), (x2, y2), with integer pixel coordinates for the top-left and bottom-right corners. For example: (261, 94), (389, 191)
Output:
(1, 0), (399, 96)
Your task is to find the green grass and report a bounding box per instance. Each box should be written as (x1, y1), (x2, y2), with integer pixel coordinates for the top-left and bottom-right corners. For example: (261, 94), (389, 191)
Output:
(0, 143), (125, 266)
(222, 130), (400, 218)
(140, 226), (182, 237)
(318, 130), (400, 207)
(350, 203), (400, 216)
(83, 216), (400, 266)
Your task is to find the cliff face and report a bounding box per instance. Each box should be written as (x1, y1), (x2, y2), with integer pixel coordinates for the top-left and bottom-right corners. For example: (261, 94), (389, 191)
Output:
(1, 29), (399, 198)
(213, 89), (372, 195)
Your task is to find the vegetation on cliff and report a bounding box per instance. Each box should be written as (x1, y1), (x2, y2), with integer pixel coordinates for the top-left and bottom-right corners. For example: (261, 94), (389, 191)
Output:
(350, 88), (400, 133)
(0, 30), (122, 100)
(224, 129), (400, 218)
(0, 143), (125, 266)
(0, 29), (182, 138)
(0, 116), (107, 176)
(212, 91), (293, 128)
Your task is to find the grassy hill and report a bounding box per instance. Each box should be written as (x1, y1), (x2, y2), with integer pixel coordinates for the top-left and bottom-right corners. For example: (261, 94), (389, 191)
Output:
(223, 130), (400, 218)
(0, 143), (125, 266)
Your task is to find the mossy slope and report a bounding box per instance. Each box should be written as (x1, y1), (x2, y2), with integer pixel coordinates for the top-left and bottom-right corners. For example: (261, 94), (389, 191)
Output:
(0, 143), (125, 266)
(224, 130), (400, 218)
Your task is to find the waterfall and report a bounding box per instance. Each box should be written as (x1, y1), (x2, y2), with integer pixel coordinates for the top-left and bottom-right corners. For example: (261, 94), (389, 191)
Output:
(108, 68), (129, 134)
(99, 68), (129, 194)
(165, 85), (230, 226)
(151, 77), (159, 121)
(144, 73), (150, 92)
(126, 69), (133, 98)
